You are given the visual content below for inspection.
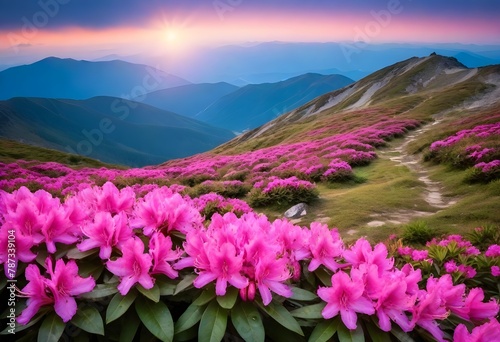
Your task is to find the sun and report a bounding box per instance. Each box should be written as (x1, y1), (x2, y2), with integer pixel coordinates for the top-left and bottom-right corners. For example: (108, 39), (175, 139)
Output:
(166, 30), (178, 43)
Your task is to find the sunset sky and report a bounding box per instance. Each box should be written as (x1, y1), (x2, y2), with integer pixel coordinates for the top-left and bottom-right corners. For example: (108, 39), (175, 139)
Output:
(1, 0), (499, 66)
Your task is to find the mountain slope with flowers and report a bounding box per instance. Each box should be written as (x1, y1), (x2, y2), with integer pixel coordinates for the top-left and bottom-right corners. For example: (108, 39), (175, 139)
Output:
(191, 53), (500, 235)
(1, 54), (499, 341)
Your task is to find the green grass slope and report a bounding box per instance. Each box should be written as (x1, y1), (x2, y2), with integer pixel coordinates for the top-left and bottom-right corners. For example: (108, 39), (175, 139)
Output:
(212, 54), (500, 242)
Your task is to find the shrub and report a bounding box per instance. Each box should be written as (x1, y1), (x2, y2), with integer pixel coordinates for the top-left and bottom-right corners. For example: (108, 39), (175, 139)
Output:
(402, 220), (437, 245)
(248, 176), (318, 207)
(189, 180), (251, 198)
(464, 160), (500, 183)
(467, 225), (500, 250)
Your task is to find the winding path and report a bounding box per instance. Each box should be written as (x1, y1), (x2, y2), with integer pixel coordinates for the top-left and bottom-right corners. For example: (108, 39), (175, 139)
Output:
(366, 121), (457, 228)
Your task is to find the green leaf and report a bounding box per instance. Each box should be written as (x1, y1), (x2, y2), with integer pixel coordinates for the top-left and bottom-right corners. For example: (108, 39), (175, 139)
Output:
(231, 301), (264, 342)
(175, 274), (197, 295)
(199, 301), (228, 342)
(1, 307), (50, 335)
(391, 325), (416, 342)
(289, 286), (318, 301)
(174, 302), (205, 334)
(135, 297), (174, 342)
(290, 303), (326, 319)
(79, 283), (119, 299)
(193, 284), (216, 306)
(70, 305), (104, 335)
(173, 325), (198, 342)
(119, 308), (141, 342)
(137, 283), (160, 303)
(66, 247), (98, 259)
(314, 268), (332, 286)
(216, 286), (239, 309)
(156, 278), (177, 296)
(259, 300), (304, 336)
(364, 320), (390, 342)
(106, 290), (138, 324)
(308, 318), (340, 342)
(337, 322), (365, 342)
(37, 313), (65, 342)
(77, 261), (104, 279)
(263, 317), (306, 342)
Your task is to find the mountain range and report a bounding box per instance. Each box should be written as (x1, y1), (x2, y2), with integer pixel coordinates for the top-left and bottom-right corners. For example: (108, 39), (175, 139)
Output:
(0, 57), (190, 100)
(150, 42), (500, 84)
(134, 82), (239, 118)
(0, 96), (234, 166)
(221, 54), (500, 151)
(195, 73), (354, 132)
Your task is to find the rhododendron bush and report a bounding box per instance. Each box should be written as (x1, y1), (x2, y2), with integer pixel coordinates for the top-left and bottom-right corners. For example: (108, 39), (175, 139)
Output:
(426, 120), (500, 183)
(1, 184), (498, 341)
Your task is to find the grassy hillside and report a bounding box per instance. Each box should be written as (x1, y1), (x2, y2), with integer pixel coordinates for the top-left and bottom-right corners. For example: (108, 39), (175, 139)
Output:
(207, 55), (500, 241)
(0, 138), (125, 169)
(0, 96), (235, 167)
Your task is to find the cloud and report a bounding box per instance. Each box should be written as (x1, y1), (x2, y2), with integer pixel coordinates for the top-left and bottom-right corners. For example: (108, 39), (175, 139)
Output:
(1, 0), (499, 31)
(14, 43), (32, 48)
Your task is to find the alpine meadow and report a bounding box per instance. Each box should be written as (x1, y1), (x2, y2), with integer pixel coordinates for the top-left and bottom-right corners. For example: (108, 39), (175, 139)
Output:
(0, 1), (499, 341)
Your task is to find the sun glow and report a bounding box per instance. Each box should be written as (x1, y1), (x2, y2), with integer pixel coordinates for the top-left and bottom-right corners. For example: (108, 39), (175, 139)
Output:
(166, 30), (178, 42)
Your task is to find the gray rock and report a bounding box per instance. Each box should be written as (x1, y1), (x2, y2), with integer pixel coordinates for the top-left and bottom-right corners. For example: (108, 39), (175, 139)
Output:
(284, 203), (308, 219)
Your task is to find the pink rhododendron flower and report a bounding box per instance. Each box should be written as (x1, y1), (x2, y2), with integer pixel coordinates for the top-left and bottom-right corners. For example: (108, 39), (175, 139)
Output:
(254, 256), (292, 305)
(343, 238), (393, 276)
(0, 226), (36, 277)
(454, 288), (499, 321)
(94, 182), (135, 214)
(400, 264), (422, 296)
(458, 264), (477, 279)
(107, 238), (154, 295)
(149, 232), (182, 279)
(351, 264), (383, 300)
(491, 266), (500, 277)
(485, 244), (500, 257)
(78, 211), (133, 259)
(411, 249), (428, 261)
(45, 258), (96, 322)
(427, 275), (466, 317)
(193, 242), (248, 296)
(41, 206), (79, 253)
(374, 272), (415, 332)
(411, 279), (449, 342)
(131, 189), (203, 235)
(444, 260), (458, 273)
(398, 246), (412, 256)
(5, 200), (44, 244)
(17, 264), (54, 325)
(18, 258), (95, 324)
(454, 318), (500, 342)
(317, 270), (375, 330)
(308, 222), (343, 272)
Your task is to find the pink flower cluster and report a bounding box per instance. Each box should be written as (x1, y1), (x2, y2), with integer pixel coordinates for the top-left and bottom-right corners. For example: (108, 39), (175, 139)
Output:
(318, 237), (499, 341)
(260, 176), (316, 194)
(175, 213), (310, 305)
(191, 193), (253, 217)
(429, 122), (500, 151)
(428, 121), (500, 179)
(1, 184), (498, 339)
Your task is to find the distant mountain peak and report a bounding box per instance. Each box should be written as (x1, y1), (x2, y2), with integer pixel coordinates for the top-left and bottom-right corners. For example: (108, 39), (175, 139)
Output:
(0, 57), (190, 100)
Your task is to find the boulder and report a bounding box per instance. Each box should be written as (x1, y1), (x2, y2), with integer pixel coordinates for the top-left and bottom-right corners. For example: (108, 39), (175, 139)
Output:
(284, 203), (308, 219)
